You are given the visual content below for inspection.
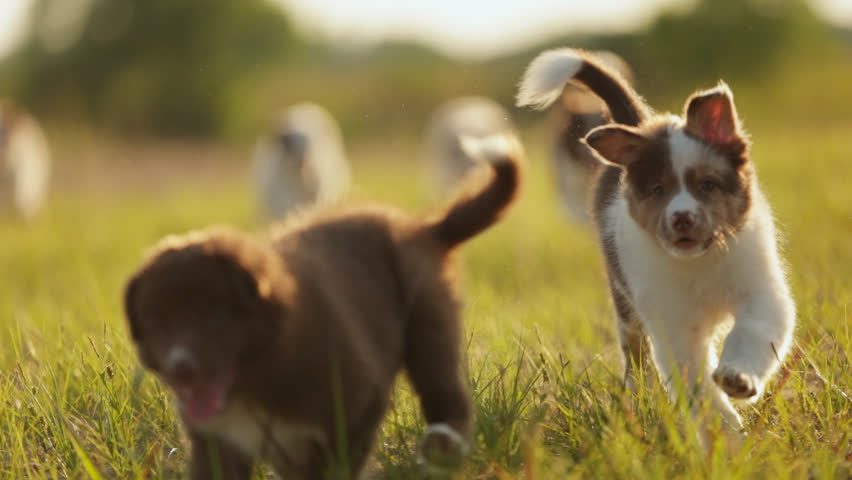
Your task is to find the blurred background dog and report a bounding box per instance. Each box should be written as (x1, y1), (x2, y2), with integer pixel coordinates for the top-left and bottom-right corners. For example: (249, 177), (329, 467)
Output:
(252, 103), (350, 220)
(0, 100), (50, 220)
(423, 96), (517, 195)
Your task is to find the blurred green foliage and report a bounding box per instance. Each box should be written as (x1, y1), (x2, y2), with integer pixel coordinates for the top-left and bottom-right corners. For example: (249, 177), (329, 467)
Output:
(1, 0), (297, 136)
(615, 0), (834, 92)
(0, 0), (849, 142)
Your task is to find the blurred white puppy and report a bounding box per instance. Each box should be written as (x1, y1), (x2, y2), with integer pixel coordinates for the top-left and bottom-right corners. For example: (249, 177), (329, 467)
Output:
(549, 50), (634, 221)
(424, 96), (516, 194)
(252, 103), (350, 220)
(0, 100), (51, 220)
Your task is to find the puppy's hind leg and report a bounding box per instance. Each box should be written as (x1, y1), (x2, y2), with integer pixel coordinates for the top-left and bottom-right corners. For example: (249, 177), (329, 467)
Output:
(404, 292), (472, 468)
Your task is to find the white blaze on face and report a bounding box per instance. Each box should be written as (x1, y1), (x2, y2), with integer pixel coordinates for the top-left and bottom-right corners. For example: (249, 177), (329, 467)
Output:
(165, 345), (192, 373)
(665, 128), (705, 225)
(665, 189), (698, 221)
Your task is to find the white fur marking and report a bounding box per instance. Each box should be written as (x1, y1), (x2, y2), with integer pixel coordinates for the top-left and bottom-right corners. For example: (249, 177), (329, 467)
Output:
(165, 345), (191, 371)
(458, 134), (517, 165)
(423, 423), (469, 454)
(196, 401), (326, 466)
(668, 127), (704, 179)
(516, 48), (584, 110)
(667, 190), (698, 218)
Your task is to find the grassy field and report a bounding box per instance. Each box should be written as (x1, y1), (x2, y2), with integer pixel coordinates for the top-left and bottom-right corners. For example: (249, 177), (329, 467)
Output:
(1, 123), (850, 479)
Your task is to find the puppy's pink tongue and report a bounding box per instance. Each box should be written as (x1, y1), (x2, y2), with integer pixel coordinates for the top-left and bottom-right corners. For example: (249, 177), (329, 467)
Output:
(182, 386), (226, 423)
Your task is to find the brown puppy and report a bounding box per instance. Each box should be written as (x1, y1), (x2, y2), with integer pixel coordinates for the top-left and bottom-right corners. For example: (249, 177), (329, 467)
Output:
(124, 135), (523, 479)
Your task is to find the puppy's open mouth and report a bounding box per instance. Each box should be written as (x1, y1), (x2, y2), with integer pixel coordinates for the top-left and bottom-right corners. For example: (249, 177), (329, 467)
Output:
(674, 237), (699, 249)
(179, 378), (232, 423)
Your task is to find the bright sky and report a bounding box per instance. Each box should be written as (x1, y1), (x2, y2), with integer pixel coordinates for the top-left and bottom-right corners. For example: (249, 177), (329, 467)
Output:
(276, 0), (684, 58)
(2, 0), (852, 59)
(0, 0), (30, 58)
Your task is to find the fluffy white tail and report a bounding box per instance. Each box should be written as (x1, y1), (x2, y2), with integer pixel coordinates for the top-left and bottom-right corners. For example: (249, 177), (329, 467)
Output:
(516, 48), (647, 126)
(458, 134), (522, 165)
(516, 49), (585, 110)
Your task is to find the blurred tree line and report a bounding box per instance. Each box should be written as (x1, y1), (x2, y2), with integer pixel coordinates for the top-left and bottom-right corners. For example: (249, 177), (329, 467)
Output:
(1, 0), (298, 136)
(0, 0), (847, 141)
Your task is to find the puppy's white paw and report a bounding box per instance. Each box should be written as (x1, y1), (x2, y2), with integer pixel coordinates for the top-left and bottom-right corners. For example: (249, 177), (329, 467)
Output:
(418, 423), (469, 471)
(712, 366), (759, 400)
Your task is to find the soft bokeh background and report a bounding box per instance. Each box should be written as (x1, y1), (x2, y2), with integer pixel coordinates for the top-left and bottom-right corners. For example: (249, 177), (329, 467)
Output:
(1, 0), (851, 139)
(1, 0), (851, 478)
(1, 0), (850, 193)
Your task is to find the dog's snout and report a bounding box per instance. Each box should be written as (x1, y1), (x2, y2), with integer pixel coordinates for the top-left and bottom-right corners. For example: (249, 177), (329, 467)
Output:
(166, 347), (199, 384)
(278, 131), (307, 154)
(672, 211), (696, 232)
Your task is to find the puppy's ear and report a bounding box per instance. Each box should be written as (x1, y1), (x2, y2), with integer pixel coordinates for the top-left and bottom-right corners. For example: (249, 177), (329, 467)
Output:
(684, 82), (744, 148)
(225, 258), (275, 311)
(583, 125), (647, 168)
(123, 274), (142, 340)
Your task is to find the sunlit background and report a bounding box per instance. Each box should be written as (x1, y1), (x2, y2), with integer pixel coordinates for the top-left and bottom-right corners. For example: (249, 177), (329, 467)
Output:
(2, 0), (851, 144)
(3, 0), (852, 59)
(0, 0), (849, 227)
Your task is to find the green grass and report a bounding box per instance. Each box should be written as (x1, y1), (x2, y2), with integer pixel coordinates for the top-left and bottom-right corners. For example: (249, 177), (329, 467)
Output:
(1, 124), (850, 479)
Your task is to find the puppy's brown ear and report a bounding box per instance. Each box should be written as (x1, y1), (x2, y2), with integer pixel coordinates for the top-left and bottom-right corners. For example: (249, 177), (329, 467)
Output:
(684, 82), (744, 148)
(221, 257), (276, 312)
(123, 274), (142, 340)
(232, 267), (264, 308)
(583, 125), (647, 168)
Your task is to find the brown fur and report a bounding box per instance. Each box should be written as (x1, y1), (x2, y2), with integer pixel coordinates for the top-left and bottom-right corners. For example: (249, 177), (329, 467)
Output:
(683, 162), (753, 250)
(124, 147), (522, 479)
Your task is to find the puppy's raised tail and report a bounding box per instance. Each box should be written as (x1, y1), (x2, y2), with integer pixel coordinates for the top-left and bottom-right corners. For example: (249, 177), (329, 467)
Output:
(427, 134), (522, 249)
(516, 48), (648, 127)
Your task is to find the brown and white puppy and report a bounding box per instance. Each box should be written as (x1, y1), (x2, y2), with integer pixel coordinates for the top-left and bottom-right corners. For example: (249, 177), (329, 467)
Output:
(549, 51), (634, 221)
(518, 49), (795, 444)
(125, 135), (523, 479)
(252, 103), (350, 220)
(423, 96), (517, 194)
(0, 100), (51, 220)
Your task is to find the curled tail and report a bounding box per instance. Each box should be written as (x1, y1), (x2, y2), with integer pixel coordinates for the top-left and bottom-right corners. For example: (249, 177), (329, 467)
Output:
(428, 134), (523, 249)
(516, 48), (648, 127)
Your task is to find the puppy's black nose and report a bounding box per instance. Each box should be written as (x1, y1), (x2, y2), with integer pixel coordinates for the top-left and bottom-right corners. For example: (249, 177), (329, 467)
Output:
(672, 211), (695, 232)
(166, 348), (199, 384)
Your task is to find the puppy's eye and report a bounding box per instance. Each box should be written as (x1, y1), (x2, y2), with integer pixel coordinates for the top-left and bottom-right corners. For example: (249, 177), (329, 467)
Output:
(701, 179), (717, 192)
(652, 184), (665, 196)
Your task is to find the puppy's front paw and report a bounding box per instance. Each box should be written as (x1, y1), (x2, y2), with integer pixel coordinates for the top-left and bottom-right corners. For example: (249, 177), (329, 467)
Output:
(712, 366), (759, 399)
(418, 423), (469, 471)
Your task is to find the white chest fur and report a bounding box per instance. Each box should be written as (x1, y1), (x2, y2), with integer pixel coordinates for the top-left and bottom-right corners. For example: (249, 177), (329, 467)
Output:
(602, 185), (796, 437)
(194, 401), (327, 469)
(605, 191), (782, 332)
